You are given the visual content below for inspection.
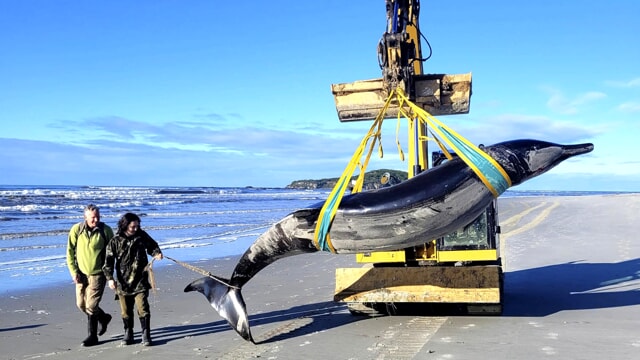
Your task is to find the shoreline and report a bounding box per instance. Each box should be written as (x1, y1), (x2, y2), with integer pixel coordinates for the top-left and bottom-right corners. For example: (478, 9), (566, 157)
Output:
(2, 191), (636, 296)
(2, 194), (639, 359)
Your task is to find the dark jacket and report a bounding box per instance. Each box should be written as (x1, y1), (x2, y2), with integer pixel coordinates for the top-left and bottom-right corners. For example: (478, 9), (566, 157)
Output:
(103, 229), (162, 295)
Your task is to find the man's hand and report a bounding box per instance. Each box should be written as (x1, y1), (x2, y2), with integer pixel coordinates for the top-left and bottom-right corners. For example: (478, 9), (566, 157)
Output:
(108, 279), (116, 290)
(72, 273), (81, 284)
(154, 253), (163, 261)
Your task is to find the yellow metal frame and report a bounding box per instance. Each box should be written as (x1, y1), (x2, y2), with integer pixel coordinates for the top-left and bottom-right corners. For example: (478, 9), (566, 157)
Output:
(437, 249), (499, 263)
(356, 250), (406, 263)
(331, 73), (472, 122)
(357, 248), (499, 264)
(335, 266), (503, 304)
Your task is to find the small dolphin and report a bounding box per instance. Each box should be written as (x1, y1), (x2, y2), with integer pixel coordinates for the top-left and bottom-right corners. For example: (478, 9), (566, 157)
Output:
(185, 139), (593, 342)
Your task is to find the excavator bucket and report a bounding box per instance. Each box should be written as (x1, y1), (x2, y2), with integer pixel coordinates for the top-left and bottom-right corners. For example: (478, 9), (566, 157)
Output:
(331, 73), (472, 122)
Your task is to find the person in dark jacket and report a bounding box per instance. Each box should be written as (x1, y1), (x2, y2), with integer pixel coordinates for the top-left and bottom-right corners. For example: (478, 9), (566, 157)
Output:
(103, 212), (163, 346)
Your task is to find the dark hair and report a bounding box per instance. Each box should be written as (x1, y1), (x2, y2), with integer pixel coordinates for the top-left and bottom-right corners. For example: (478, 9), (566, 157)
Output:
(117, 212), (141, 236)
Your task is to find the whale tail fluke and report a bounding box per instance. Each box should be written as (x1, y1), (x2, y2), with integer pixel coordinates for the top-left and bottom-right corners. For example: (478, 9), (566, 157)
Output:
(184, 276), (254, 343)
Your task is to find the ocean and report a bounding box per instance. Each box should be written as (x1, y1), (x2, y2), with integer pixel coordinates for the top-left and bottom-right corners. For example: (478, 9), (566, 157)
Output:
(0, 185), (628, 294)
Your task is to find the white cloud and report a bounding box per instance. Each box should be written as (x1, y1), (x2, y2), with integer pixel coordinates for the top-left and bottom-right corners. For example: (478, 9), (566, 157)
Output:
(545, 89), (607, 115)
(442, 114), (602, 146)
(617, 102), (640, 113)
(605, 77), (640, 88)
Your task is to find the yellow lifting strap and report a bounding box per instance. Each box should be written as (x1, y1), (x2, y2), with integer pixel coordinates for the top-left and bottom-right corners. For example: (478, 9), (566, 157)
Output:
(313, 88), (512, 253)
(393, 88), (512, 196)
(312, 91), (396, 253)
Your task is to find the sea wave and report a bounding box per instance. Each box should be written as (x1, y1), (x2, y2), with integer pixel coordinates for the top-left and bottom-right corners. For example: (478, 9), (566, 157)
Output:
(0, 254), (66, 268)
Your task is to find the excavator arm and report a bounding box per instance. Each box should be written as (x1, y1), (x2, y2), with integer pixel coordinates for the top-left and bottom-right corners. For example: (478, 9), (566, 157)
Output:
(331, 0), (471, 122)
(379, 0), (422, 96)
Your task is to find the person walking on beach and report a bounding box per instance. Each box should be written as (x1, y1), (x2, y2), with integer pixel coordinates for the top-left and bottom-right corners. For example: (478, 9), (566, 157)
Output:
(103, 212), (163, 346)
(66, 204), (114, 347)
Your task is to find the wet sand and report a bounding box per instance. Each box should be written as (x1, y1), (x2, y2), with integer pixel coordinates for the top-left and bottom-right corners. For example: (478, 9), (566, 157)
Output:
(1, 194), (639, 359)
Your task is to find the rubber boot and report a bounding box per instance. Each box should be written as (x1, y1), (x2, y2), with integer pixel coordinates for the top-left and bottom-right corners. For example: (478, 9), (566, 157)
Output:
(81, 314), (99, 347)
(140, 315), (152, 346)
(121, 318), (134, 346)
(97, 309), (112, 336)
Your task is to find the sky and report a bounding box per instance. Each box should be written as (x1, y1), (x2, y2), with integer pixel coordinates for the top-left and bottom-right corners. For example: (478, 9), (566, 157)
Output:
(1, 1), (639, 191)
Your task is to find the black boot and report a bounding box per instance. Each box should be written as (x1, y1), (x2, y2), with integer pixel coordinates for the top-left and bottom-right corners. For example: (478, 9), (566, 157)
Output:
(81, 314), (99, 347)
(139, 315), (152, 346)
(121, 318), (134, 346)
(97, 309), (112, 336)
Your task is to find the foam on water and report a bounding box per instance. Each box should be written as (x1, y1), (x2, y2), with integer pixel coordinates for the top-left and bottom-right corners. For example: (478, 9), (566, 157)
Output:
(0, 185), (325, 293)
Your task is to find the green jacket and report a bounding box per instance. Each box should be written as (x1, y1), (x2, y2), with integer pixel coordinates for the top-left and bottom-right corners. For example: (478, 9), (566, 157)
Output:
(66, 222), (114, 277)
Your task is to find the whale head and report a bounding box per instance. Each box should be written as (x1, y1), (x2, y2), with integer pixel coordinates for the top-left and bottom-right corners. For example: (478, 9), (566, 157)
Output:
(485, 139), (594, 186)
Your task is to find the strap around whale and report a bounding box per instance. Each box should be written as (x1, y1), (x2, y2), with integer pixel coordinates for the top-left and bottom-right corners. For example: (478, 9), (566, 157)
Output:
(394, 89), (512, 197)
(313, 90), (392, 253)
(313, 88), (512, 253)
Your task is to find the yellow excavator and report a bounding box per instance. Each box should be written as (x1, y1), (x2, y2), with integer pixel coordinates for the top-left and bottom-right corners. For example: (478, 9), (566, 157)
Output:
(332, 0), (503, 315)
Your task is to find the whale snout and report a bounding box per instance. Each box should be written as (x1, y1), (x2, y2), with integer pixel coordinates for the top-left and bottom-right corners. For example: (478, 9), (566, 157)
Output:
(488, 139), (595, 186)
(562, 143), (594, 158)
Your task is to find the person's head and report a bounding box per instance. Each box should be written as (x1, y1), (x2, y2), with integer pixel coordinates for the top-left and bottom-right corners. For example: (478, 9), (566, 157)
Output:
(117, 212), (141, 237)
(83, 204), (101, 229)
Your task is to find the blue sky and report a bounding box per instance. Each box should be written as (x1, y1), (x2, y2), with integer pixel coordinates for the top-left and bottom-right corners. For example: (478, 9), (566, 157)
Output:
(1, 1), (638, 191)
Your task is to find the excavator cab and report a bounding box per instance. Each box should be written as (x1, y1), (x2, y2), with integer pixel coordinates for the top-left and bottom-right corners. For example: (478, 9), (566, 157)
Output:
(432, 151), (501, 259)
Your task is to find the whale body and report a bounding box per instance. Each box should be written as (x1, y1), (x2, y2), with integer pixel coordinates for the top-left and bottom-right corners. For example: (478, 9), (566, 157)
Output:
(185, 139), (594, 342)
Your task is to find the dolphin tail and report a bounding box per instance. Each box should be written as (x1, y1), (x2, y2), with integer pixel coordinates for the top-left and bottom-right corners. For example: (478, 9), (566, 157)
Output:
(184, 276), (254, 343)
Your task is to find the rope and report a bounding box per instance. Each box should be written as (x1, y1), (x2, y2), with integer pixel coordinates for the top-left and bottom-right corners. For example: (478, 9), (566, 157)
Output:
(147, 258), (157, 295)
(164, 255), (240, 289)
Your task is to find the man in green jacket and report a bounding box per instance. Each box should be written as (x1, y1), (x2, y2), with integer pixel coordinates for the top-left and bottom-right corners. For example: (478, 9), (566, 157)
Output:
(66, 204), (114, 347)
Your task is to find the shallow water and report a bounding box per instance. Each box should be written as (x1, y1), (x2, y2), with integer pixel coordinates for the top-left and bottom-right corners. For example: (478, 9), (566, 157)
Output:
(0, 185), (328, 293)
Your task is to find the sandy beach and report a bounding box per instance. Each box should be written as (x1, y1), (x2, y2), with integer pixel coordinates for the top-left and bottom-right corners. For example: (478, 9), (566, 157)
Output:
(2, 194), (639, 360)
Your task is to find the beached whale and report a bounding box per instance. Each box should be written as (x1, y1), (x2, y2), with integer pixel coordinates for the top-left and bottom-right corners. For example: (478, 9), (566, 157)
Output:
(185, 139), (594, 343)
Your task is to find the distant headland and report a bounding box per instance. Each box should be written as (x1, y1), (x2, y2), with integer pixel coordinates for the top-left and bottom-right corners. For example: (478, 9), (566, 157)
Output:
(286, 169), (408, 190)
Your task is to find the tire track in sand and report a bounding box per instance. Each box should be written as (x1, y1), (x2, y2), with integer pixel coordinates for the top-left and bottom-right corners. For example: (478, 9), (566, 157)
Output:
(217, 317), (314, 359)
(499, 201), (560, 265)
(217, 314), (446, 359)
(368, 316), (447, 360)
(500, 201), (559, 242)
